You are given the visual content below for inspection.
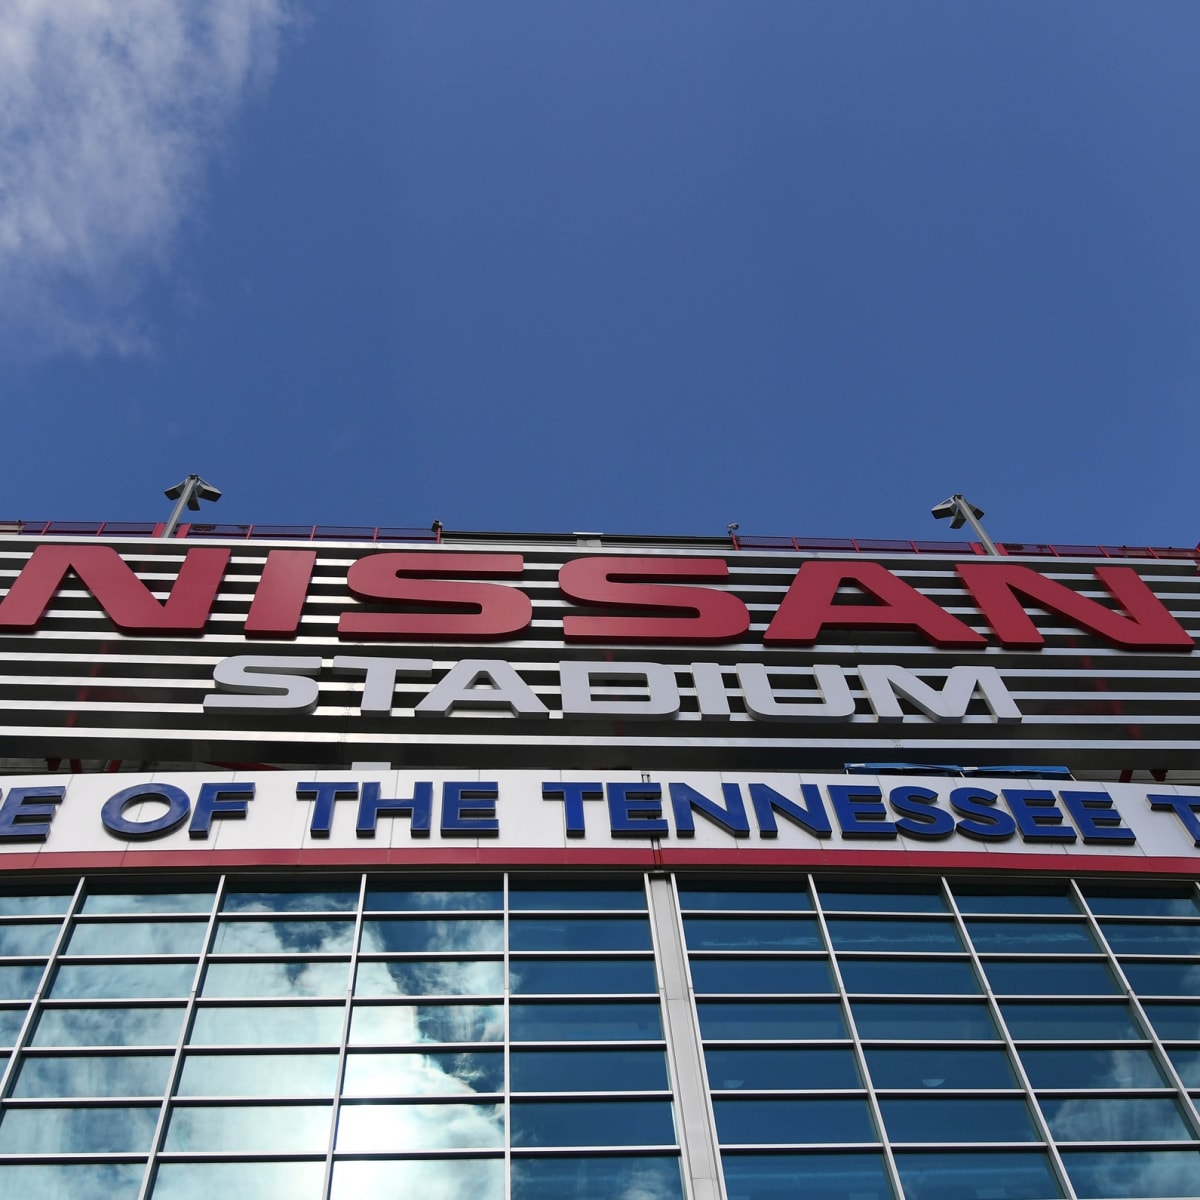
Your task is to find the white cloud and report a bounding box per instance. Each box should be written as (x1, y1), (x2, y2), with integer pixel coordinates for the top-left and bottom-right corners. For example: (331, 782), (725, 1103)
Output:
(0, 0), (296, 357)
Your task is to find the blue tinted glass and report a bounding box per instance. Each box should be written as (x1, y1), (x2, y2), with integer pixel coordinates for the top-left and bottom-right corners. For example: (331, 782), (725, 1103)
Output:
(819, 886), (946, 913)
(335, 1101), (504, 1150)
(986, 960), (1118, 996)
(211, 918), (355, 954)
(33, 1005), (184, 1047)
(0, 1104), (159, 1152)
(1123, 962), (1200, 996)
(13, 1053), (171, 1097)
(222, 885), (359, 912)
(0, 923), (59, 955)
(1100, 921), (1200, 955)
(1142, 1003), (1200, 1040)
(329, 1160), (503, 1200)
(826, 917), (962, 953)
(511, 1154), (683, 1200)
(0, 1163), (143, 1200)
(177, 1052), (338, 1096)
(360, 917), (503, 954)
(511, 1048), (667, 1092)
(155, 1161), (326, 1200)
(202, 959), (350, 998)
(678, 886), (812, 911)
(189, 1003), (345, 1046)
(350, 1002), (503, 1045)
(343, 1050), (504, 1096)
(355, 958), (503, 997)
(690, 958), (833, 995)
(684, 916), (823, 950)
(720, 1152), (892, 1200)
(953, 887), (1078, 915)
(1061, 1149), (1200, 1199)
(706, 1046), (859, 1090)
(853, 1001), (997, 1041)
(1042, 1097), (1194, 1142)
(1083, 888), (1200, 917)
(66, 920), (208, 956)
(511, 958), (656, 995)
(866, 1047), (1015, 1090)
(698, 1000), (845, 1040)
(1021, 1047), (1167, 1089)
(0, 1007), (26, 1045)
(508, 885), (646, 911)
(510, 1001), (662, 1042)
(366, 880), (502, 911)
(509, 917), (651, 951)
(82, 889), (214, 914)
(882, 1098), (1037, 1143)
(1001, 1002), (1143, 1041)
(0, 890), (72, 916)
(164, 1102), (332, 1151)
(715, 1097), (875, 1145)
(895, 1151), (1063, 1199)
(841, 959), (979, 995)
(967, 920), (1097, 954)
(512, 1099), (674, 1147)
(0, 964), (45, 999)
(1168, 1048), (1200, 1087)
(50, 962), (195, 999)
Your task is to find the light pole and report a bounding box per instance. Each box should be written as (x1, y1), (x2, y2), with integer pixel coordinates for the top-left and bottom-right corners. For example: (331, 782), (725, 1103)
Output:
(161, 475), (222, 539)
(930, 494), (1000, 556)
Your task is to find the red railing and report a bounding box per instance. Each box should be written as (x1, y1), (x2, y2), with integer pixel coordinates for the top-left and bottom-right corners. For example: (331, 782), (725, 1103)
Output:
(12, 521), (442, 544)
(730, 534), (1199, 561)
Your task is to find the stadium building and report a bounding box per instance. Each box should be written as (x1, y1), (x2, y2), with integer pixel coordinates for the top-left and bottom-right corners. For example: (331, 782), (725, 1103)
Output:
(0, 517), (1199, 1200)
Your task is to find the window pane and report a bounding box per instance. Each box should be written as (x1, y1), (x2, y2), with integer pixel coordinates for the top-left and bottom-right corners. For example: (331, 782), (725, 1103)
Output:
(840, 959), (979, 996)
(678, 886), (812, 912)
(360, 918), (502, 954)
(985, 960), (1118, 996)
(0, 1007), (26, 1045)
(512, 1099), (674, 1147)
(330, 1158), (504, 1200)
(0, 923), (60, 955)
(50, 962), (195, 999)
(1020, 1047), (1167, 1090)
(690, 958), (833, 995)
(706, 1046), (860, 1091)
(953, 887), (1078, 915)
(684, 916), (823, 950)
(1122, 962), (1200, 997)
(154, 1162), (325, 1200)
(0, 890), (72, 916)
(366, 879), (502, 911)
(865, 1047), (1015, 1090)
(966, 920), (1097, 954)
(881, 1097), (1037, 1143)
(511, 1154), (683, 1200)
(512, 1048), (668, 1093)
(33, 1005), (185, 1047)
(698, 1000), (845, 1041)
(65, 920), (207, 956)
(82, 888), (214, 915)
(1040, 1097), (1194, 1142)
(714, 1097), (875, 1145)
(201, 959), (350, 998)
(1142, 1002), (1200, 1040)
(0, 1104), (159, 1152)
(222, 884), (359, 912)
(13, 1053), (171, 1097)
(508, 885), (646, 911)
(511, 958), (656, 995)
(344, 1050), (504, 1097)
(189, 1004), (345, 1046)
(212, 918), (355, 954)
(894, 1151), (1063, 1199)
(510, 1001), (662, 1042)
(0, 963), (45, 999)
(1167, 1047), (1200, 1087)
(164, 1103), (332, 1151)
(1061, 1149), (1200, 1199)
(349, 1003), (503, 1045)
(1100, 922), (1200, 956)
(355, 958), (503, 997)
(826, 918), (962, 953)
(819, 886), (946, 913)
(1001, 1002), (1143, 1041)
(0, 1163), (142, 1200)
(853, 1001), (997, 1041)
(720, 1152), (892, 1200)
(509, 917), (651, 951)
(1083, 888), (1200, 918)
(177, 1052), (338, 1096)
(336, 1101), (504, 1151)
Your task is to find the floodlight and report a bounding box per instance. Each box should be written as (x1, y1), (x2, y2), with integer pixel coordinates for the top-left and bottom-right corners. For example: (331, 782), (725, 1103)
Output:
(930, 493), (998, 556)
(161, 475), (221, 538)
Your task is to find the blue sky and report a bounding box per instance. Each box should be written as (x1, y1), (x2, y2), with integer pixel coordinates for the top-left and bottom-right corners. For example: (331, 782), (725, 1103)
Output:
(3, 2), (1199, 548)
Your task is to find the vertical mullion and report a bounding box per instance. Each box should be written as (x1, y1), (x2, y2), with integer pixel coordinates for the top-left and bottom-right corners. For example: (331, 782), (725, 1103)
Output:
(503, 869), (511, 1200)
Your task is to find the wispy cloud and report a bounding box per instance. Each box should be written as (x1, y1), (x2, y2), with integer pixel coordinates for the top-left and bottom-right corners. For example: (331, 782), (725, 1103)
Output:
(0, 0), (296, 358)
